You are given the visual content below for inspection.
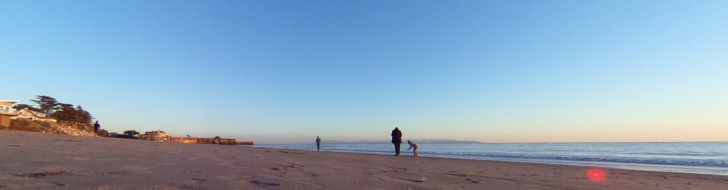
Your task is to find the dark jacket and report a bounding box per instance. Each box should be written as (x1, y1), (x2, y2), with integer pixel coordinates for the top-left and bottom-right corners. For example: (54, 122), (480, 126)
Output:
(391, 128), (402, 144)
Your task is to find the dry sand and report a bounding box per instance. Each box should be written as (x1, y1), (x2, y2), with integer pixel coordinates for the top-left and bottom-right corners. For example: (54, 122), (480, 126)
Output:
(1, 130), (726, 190)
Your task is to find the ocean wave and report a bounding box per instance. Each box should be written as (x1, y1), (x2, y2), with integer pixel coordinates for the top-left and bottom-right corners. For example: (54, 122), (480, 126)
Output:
(255, 143), (728, 169)
(313, 147), (728, 168)
(418, 151), (728, 168)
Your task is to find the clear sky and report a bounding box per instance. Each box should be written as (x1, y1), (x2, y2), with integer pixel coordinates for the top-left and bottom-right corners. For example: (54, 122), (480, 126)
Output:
(2, 1), (726, 144)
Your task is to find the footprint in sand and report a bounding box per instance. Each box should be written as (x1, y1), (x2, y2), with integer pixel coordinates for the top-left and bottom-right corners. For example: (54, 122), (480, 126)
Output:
(14, 171), (70, 178)
(250, 180), (281, 187)
(403, 178), (425, 183)
(218, 161), (249, 169)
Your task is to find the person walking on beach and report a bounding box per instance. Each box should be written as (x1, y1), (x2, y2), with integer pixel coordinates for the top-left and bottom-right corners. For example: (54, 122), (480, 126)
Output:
(316, 136), (322, 151)
(391, 127), (402, 156)
(93, 121), (101, 136)
(407, 140), (419, 157)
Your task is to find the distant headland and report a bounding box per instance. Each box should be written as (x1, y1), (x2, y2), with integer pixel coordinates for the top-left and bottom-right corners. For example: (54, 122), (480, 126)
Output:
(1, 95), (253, 145)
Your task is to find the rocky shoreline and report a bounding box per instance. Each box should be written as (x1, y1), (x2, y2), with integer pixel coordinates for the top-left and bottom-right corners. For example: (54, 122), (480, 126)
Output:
(45, 125), (96, 137)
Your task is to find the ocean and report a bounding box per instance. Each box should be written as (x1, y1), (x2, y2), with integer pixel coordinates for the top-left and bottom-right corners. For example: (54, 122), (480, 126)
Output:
(254, 142), (728, 176)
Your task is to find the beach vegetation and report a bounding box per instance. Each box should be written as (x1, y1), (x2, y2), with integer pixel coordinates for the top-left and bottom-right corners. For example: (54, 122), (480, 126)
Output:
(5, 95), (96, 134)
(51, 104), (93, 125)
(123, 130), (140, 138)
(23, 95), (95, 125)
(30, 95), (58, 115)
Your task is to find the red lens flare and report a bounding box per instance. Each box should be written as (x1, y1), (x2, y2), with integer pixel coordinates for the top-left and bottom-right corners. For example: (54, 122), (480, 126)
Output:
(587, 168), (606, 182)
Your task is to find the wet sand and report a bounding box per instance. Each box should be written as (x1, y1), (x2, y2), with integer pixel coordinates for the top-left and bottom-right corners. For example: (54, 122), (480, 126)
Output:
(1, 130), (726, 189)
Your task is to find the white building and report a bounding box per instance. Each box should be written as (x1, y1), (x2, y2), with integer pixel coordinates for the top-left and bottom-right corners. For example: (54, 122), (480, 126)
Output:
(0, 100), (18, 115)
(13, 108), (57, 123)
(0, 100), (19, 127)
(0, 100), (57, 124)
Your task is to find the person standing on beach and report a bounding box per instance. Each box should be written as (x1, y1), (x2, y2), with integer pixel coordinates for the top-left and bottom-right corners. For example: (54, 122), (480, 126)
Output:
(93, 121), (101, 135)
(391, 127), (402, 156)
(316, 136), (322, 151)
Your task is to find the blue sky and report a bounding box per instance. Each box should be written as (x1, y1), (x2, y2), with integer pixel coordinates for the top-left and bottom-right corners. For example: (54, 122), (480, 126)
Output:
(2, 1), (726, 143)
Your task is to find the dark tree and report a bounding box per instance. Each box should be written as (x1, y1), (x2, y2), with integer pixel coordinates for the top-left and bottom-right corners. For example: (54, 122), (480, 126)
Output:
(75, 105), (92, 125)
(31, 95), (58, 115)
(22, 95), (95, 126)
(123, 130), (140, 138)
(52, 103), (75, 122)
(51, 103), (93, 125)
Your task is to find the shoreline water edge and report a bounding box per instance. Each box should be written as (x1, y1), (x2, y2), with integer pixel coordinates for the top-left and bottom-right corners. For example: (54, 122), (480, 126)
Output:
(254, 142), (728, 176)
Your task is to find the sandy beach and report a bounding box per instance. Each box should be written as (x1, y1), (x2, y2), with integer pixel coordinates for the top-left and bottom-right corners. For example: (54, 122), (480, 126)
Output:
(1, 130), (726, 190)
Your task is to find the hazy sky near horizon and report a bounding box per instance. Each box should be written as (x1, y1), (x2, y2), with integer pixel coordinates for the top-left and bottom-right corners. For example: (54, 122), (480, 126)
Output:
(2, 1), (726, 144)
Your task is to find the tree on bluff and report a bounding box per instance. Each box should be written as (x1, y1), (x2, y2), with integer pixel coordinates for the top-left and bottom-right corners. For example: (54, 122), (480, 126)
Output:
(27, 95), (94, 125)
(52, 103), (93, 125)
(31, 95), (58, 115)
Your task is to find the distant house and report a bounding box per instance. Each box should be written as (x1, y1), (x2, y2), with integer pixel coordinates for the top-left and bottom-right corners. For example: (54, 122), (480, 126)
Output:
(0, 100), (18, 115)
(138, 130), (174, 141)
(0, 100), (19, 127)
(13, 108), (57, 123)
